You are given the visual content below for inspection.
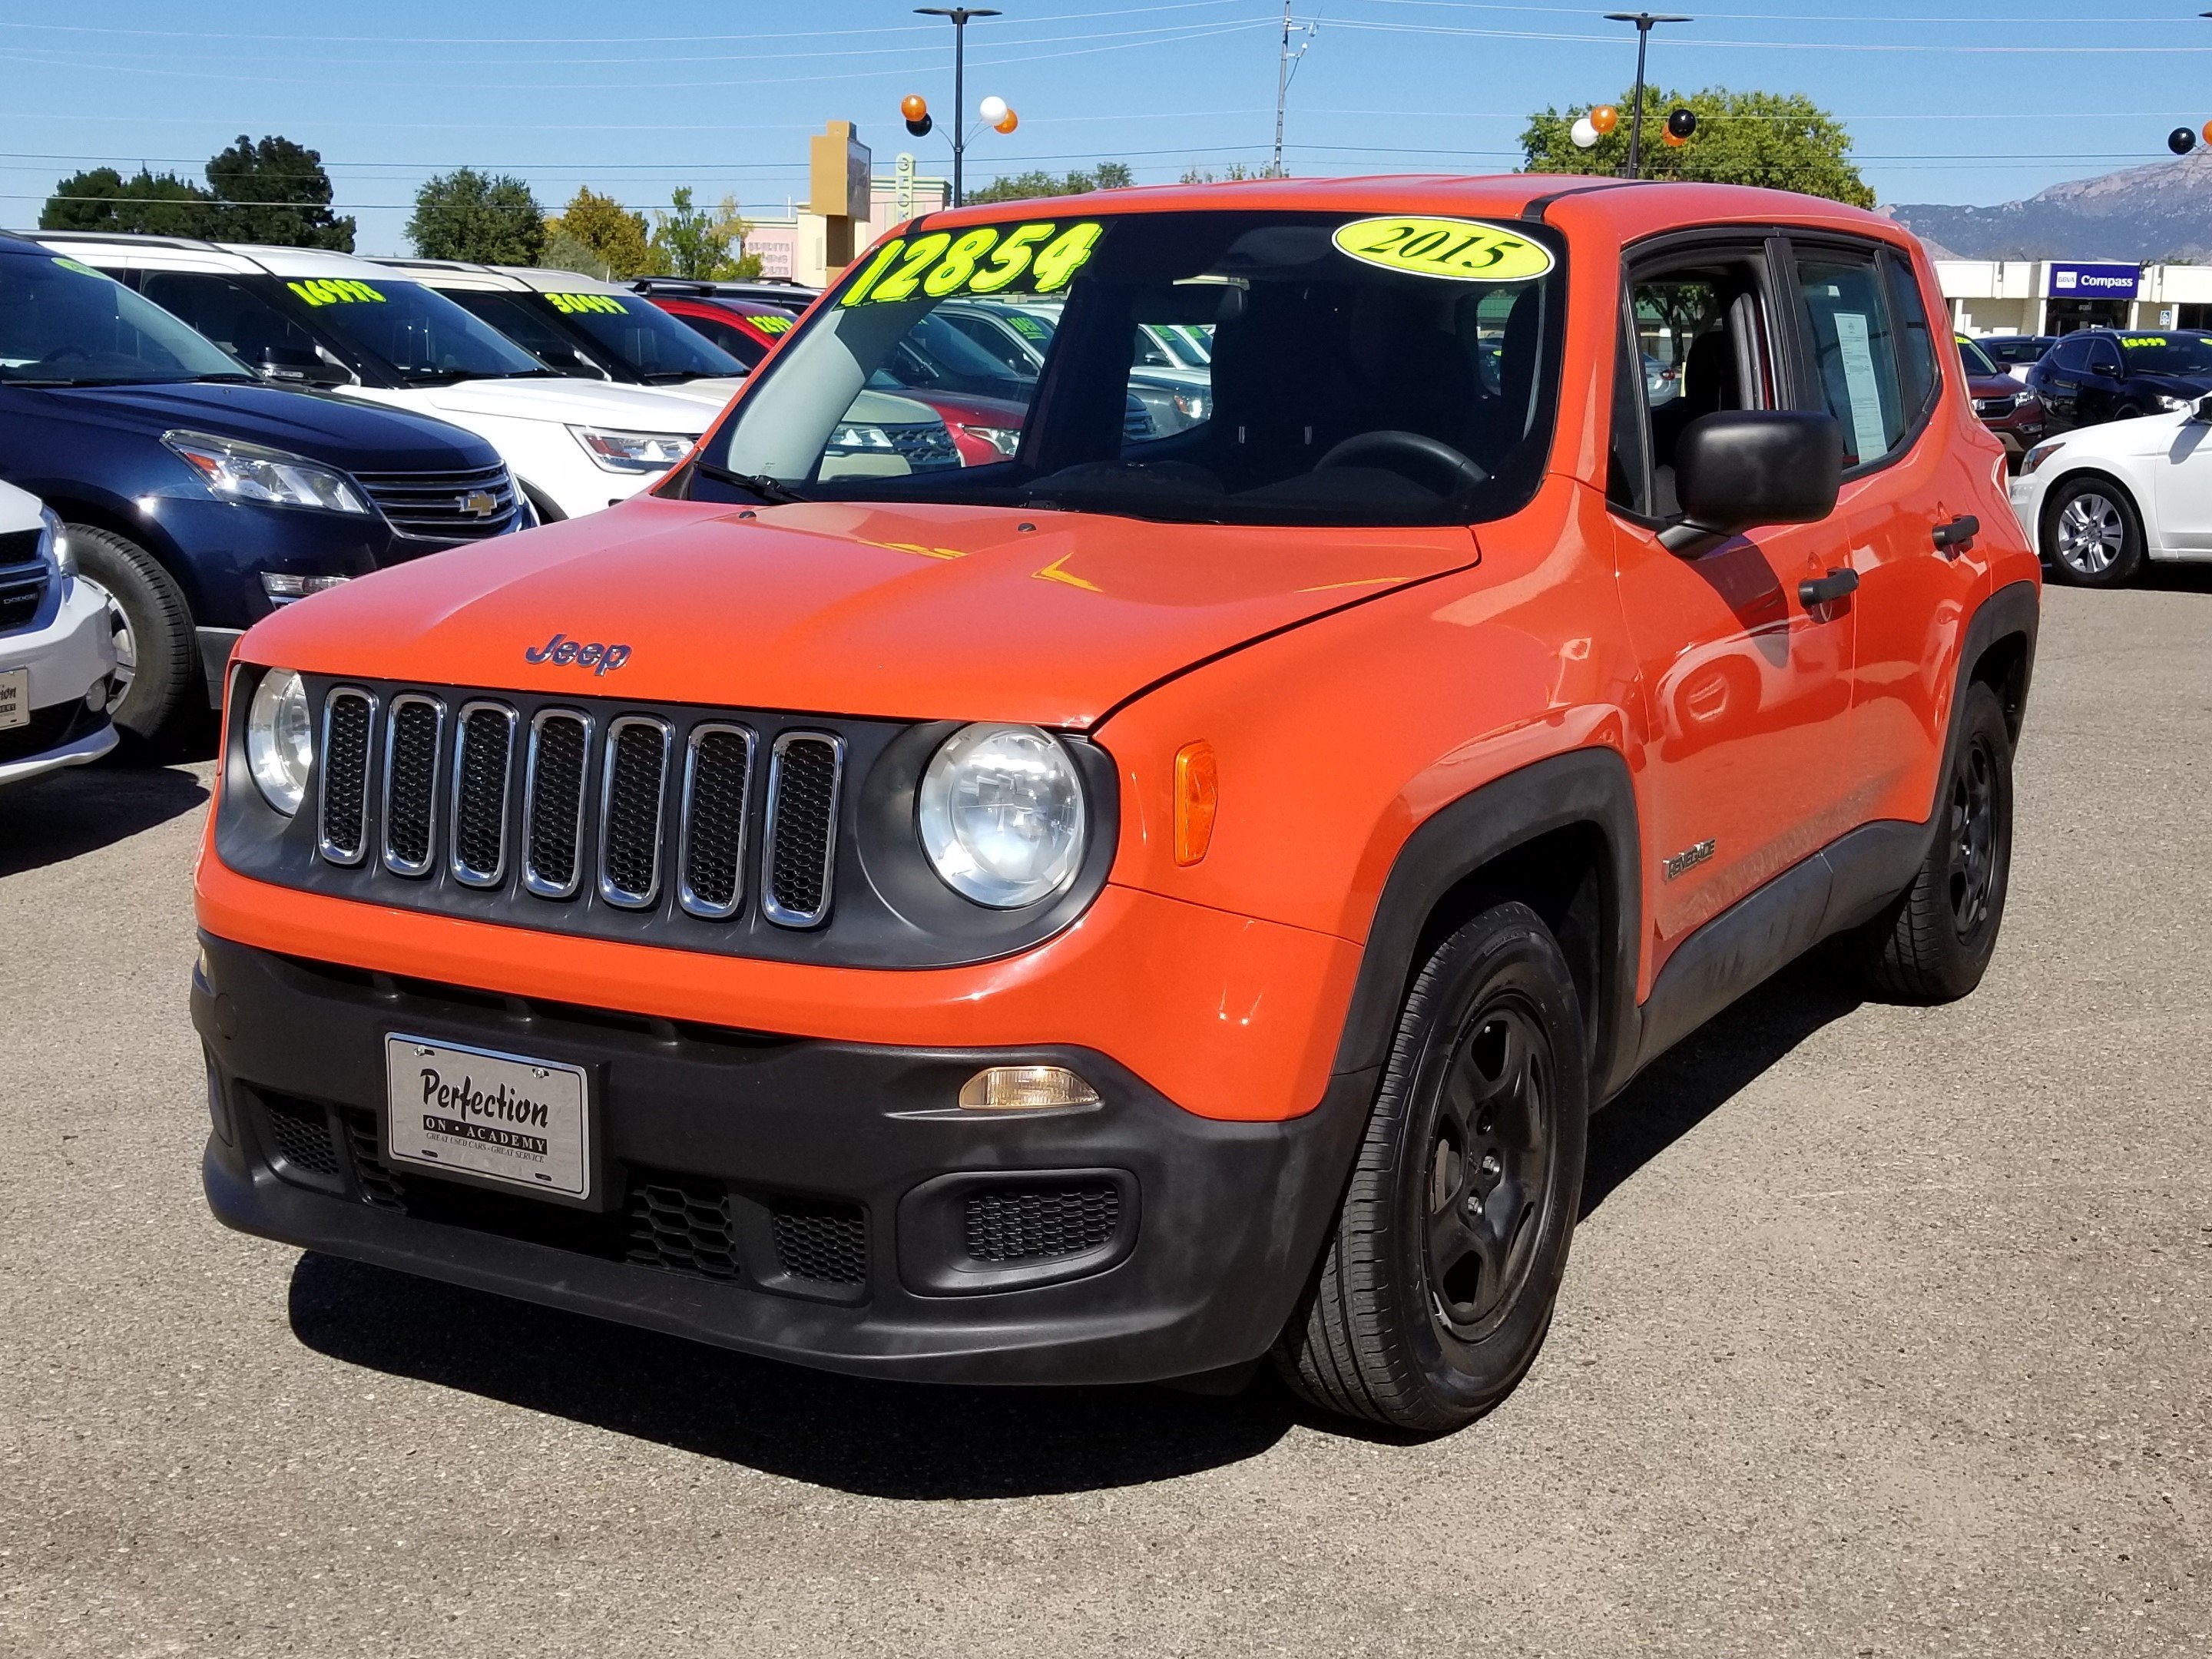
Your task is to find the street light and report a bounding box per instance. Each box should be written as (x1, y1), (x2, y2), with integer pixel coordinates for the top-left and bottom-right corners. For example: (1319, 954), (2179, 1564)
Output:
(916, 6), (1002, 208)
(1604, 12), (1691, 180)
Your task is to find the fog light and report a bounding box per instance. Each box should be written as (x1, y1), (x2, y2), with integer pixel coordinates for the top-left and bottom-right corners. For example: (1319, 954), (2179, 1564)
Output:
(958, 1066), (1101, 1111)
(84, 678), (108, 710)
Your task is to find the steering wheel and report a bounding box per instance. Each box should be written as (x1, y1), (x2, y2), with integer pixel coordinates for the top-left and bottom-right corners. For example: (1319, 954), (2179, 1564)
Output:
(31, 346), (96, 369)
(1316, 429), (1488, 495)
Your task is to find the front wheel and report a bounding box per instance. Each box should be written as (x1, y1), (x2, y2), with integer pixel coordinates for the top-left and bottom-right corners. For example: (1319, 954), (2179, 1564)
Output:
(2043, 477), (2146, 588)
(67, 524), (197, 745)
(1273, 902), (1588, 1433)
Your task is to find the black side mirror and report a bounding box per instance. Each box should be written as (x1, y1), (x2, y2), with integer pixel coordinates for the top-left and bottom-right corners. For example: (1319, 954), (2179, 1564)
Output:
(2193, 394), (2212, 423)
(257, 344), (321, 382)
(1659, 410), (1845, 557)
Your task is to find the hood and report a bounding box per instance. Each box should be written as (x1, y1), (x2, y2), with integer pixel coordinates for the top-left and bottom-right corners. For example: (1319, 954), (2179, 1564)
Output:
(2132, 373), (2212, 398)
(1967, 373), (2022, 399)
(38, 380), (506, 472)
(242, 495), (1479, 727)
(2048, 409), (2195, 459)
(642, 376), (749, 412)
(363, 376), (712, 435)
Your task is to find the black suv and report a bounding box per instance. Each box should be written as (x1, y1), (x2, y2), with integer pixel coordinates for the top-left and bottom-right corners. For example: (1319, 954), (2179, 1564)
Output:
(2025, 328), (2212, 434)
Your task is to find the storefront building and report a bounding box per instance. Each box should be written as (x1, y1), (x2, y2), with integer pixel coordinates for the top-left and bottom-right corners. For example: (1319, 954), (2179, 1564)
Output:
(1937, 257), (2212, 337)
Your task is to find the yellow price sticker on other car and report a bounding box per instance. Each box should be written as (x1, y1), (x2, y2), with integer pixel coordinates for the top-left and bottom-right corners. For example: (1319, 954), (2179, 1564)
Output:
(287, 278), (385, 306)
(2120, 336), (2167, 349)
(840, 220), (1105, 307)
(750, 314), (793, 334)
(544, 292), (628, 315)
(51, 256), (108, 280)
(1331, 217), (1555, 283)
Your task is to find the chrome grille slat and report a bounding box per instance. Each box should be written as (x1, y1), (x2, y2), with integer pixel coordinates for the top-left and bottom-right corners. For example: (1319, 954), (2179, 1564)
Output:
(381, 694), (445, 877)
(522, 709), (592, 899)
(316, 687), (376, 865)
(677, 724), (755, 921)
(449, 701), (518, 888)
(762, 732), (843, 929)
(353, 463), (519, 541)
(598, 716), (672, 909)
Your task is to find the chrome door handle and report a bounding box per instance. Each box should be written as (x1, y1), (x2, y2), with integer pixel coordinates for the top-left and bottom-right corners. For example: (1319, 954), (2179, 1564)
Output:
(1798, 567), (1860, 608)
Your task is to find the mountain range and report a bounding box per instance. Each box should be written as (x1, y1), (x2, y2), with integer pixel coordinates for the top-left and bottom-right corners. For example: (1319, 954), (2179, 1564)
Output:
(1888, 149), (2212, 263)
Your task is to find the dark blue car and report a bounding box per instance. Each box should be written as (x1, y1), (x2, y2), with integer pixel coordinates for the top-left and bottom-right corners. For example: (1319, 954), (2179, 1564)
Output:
(0, 233), (529, 744)
(2025, 327), (2212, 435)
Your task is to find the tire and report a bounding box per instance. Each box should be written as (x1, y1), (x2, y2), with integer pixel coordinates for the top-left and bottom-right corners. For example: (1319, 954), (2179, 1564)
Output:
(1273, 902), (1589, 1433)
(2041, 475), (2145, 588)
(66, 525), (197, 746)
(1852, 682), (2015, 1004)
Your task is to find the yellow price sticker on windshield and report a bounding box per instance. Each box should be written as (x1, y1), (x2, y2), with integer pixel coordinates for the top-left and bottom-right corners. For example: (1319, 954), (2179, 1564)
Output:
(750, 314), (793, 334)
(2121, 336), (2167, 349)
(840, 220), (1104, 307)
(1332, 217), (1554, 283)
(288, 278), (385, 306)
(50, 256), (108, 280)
(545, 292), (628, 315)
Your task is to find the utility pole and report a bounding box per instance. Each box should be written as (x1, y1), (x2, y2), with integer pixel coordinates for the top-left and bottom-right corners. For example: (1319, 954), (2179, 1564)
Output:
(1270, 1), (1314, 177)
(1604, 12), (1690, 180)
(916, 6), (1000, 207)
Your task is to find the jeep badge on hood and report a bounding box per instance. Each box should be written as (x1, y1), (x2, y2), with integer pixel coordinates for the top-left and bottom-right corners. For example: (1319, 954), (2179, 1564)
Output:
(524, 632), (631, 674)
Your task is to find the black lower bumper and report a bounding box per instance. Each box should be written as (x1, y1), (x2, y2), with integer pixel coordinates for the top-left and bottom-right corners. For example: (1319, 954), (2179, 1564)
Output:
(194, 933), (1373, 1386)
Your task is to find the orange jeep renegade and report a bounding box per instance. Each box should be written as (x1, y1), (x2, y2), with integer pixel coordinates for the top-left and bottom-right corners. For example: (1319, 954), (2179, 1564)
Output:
(194, 177), (2038, 1432)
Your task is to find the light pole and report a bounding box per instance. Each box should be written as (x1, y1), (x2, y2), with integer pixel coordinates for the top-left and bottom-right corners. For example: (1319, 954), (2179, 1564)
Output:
(1603, 12), (1690, 180)
(916, 6), (1001, 208)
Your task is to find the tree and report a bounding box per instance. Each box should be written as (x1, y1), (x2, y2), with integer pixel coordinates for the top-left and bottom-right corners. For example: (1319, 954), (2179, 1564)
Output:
(38, 166), (217, 236)
(203, 135), (355, 249)
(407, 168), (547, 263)
(1180, 163), (1265, 184)
(547, 187), (658, 278)
(649, 187), (754, 280)
(968, 162), (1134, 205)
(540, 230), (614, 280)
(1521, 87), (1873, 209)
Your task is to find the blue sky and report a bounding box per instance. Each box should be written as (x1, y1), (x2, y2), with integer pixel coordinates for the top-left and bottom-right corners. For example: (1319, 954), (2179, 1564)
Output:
(5, 1), (2210, 255)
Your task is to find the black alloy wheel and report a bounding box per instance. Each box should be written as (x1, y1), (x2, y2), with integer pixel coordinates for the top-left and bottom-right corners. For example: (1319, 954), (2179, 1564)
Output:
(1273, 902), (1588, 1432)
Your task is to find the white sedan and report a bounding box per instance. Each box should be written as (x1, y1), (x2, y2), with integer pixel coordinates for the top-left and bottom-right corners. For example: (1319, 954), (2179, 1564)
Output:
(2008, 401), (2212, 587)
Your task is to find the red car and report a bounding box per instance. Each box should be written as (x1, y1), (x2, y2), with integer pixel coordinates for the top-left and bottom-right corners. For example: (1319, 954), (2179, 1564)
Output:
(1958, 333), (2045, 462)
(637, 289), (800, 371)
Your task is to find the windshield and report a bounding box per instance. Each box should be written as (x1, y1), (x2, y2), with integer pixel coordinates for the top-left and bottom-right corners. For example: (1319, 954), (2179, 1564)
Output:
(0, 252), (250, 386)
(2118, 332), (2212, 376)
(706, 209), (1565, 526)
(276, 275), (548, 382)
(1956, 336), (2000, 376)
(523, 288), (743, 382)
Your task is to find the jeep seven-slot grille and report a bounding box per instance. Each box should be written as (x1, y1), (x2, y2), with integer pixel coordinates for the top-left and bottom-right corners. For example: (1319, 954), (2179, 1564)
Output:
(326, 687), (843, 932)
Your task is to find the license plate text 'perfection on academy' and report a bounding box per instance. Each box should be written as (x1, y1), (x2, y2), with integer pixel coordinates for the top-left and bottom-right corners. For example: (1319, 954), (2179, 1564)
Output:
(382, 1035), (591, 1198)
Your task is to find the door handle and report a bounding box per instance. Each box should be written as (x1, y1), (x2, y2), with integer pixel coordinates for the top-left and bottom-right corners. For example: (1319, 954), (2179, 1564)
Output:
(1798, 567), (1859, 608)
(1932, 514), (1979, 556)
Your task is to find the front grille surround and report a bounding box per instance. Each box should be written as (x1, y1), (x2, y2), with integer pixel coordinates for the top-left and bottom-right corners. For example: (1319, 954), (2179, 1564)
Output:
(316, 687), (376, 866)
(0, 558), (48, 634)
(380, 694), (446, 877)
(449, 700), (518, 888)
(761, 731), (844, 929)
(354, 463), (520, 541)
(521, 708), (594, 900)
(676, 721), (757, 921)
(598, 714), (673, 910)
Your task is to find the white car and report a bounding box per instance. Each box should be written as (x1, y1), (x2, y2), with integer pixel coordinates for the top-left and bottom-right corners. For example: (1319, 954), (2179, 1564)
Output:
(31, 235), (710, 522)
(2008, 402), (2212, 587)
(0, 481), (117, 784)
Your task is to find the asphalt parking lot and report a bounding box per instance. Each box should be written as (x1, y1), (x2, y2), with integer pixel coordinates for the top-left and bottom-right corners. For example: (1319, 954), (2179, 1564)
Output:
(2, 580), (2207, 1658)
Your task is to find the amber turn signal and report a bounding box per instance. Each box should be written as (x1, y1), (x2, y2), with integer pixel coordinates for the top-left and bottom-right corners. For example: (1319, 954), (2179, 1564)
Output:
(958, 1066), (1101, 1110)
(1174, 740), (1218, 866)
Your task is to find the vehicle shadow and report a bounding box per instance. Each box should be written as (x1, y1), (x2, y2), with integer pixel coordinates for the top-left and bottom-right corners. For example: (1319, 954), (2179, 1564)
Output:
(0, 760), (210, 878)
(2135, 562), (2212, 594)
(1581, 948), (1863, 1219)
(287, 1251), (1298, 1499)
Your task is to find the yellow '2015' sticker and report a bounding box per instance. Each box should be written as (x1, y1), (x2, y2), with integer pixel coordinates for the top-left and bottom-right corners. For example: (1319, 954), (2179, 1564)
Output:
(287, 278), (385, 306)
(1331, 217), (1555, 283)
(544, 292), (628, 315)
(840, 220), (1105, 307)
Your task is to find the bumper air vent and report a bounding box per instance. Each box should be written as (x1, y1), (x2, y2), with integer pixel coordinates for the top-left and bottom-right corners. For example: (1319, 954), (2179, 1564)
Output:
(770, 1197), (869, 1286)
(381, 694), (445, 876)
(627, 1175), (743, 1280)
(964, 1183), (1121, 1263)
(260, 1094), (341, 1178)
(762, 732), (842, 928)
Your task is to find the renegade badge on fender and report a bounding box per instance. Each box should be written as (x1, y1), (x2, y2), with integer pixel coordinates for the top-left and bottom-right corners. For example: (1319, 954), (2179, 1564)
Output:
(194, 177), (2038, 1432)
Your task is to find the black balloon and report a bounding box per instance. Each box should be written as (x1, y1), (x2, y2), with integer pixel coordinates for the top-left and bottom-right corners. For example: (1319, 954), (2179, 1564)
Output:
(1666, 108), (1698, 140)
(2171, 127), (2198, 156)
(906, 114), (934, 137)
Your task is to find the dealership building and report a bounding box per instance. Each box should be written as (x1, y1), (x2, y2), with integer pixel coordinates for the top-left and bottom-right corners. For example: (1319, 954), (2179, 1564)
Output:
(1936, 257), (2212, 337)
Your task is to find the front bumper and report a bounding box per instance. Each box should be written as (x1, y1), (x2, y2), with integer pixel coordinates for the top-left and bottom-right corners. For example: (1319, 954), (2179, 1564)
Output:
(194, 934), (1372, 1385)
(0, 575), (116, 784)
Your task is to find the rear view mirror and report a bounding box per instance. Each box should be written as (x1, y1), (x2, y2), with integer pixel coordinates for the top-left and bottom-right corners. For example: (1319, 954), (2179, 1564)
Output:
(1659, 411), (1845, 557)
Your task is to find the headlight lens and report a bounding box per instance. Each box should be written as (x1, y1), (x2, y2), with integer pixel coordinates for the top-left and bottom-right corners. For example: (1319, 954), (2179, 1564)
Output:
(2157, 393), (2197, 412)
(163, 429), (369, 513)
(2020, 441), (2061, 476)
(37, 506), (75, 581)
(957, 424), (1022, 458)
(826, 422), (895, 452)
(569, 426), (694, 472)
(917, 723), (1087, 908)
(245, 667), (314, 816)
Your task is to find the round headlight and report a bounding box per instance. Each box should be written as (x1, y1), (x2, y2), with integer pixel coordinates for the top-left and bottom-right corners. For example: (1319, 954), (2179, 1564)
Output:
(917, 723), (1087, 908)
(245, 668), (313, 816)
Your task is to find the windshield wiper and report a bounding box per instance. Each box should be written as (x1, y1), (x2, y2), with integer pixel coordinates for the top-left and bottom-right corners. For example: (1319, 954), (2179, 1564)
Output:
(694, 459), (808, 505)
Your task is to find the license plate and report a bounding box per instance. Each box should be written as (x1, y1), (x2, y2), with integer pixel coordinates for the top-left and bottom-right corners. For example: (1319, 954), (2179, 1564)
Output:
(383, 1035), (591, 1199)
(0, 669), (25, 732)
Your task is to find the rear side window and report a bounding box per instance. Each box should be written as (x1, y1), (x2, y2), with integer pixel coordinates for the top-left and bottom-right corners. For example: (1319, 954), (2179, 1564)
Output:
(1793, 248), (1907, 471)
(142, 271), (320, 365)
(2051, 335), (2092, 372)
(1883, 253), (1939, 419)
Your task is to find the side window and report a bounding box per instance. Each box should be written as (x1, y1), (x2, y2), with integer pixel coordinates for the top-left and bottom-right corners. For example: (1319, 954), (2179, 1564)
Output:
(141, 272), (318, 365)
(1793, 248), (1906, 472)
(1628, 257), (1777, 518)
(2051, 335), (2091, 373)
(2087, 336), (2123, 376)
(1883, 253), (1939, 421)
(680, 313), (767, 368)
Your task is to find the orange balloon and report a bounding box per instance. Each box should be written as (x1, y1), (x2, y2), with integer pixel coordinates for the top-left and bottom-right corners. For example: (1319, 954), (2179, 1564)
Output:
(1663, 127), (1688, 147)
(1590, 104), (1618, 136)
(995, 110), (1019, 134)
(2201, 118), (2212, 146)
(901, 93), (928, 121)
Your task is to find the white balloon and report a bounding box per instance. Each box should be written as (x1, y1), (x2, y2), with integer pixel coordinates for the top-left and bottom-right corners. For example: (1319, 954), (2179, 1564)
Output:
(979, 94), (1010, 125)
(1571, 116), (1600, 150)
